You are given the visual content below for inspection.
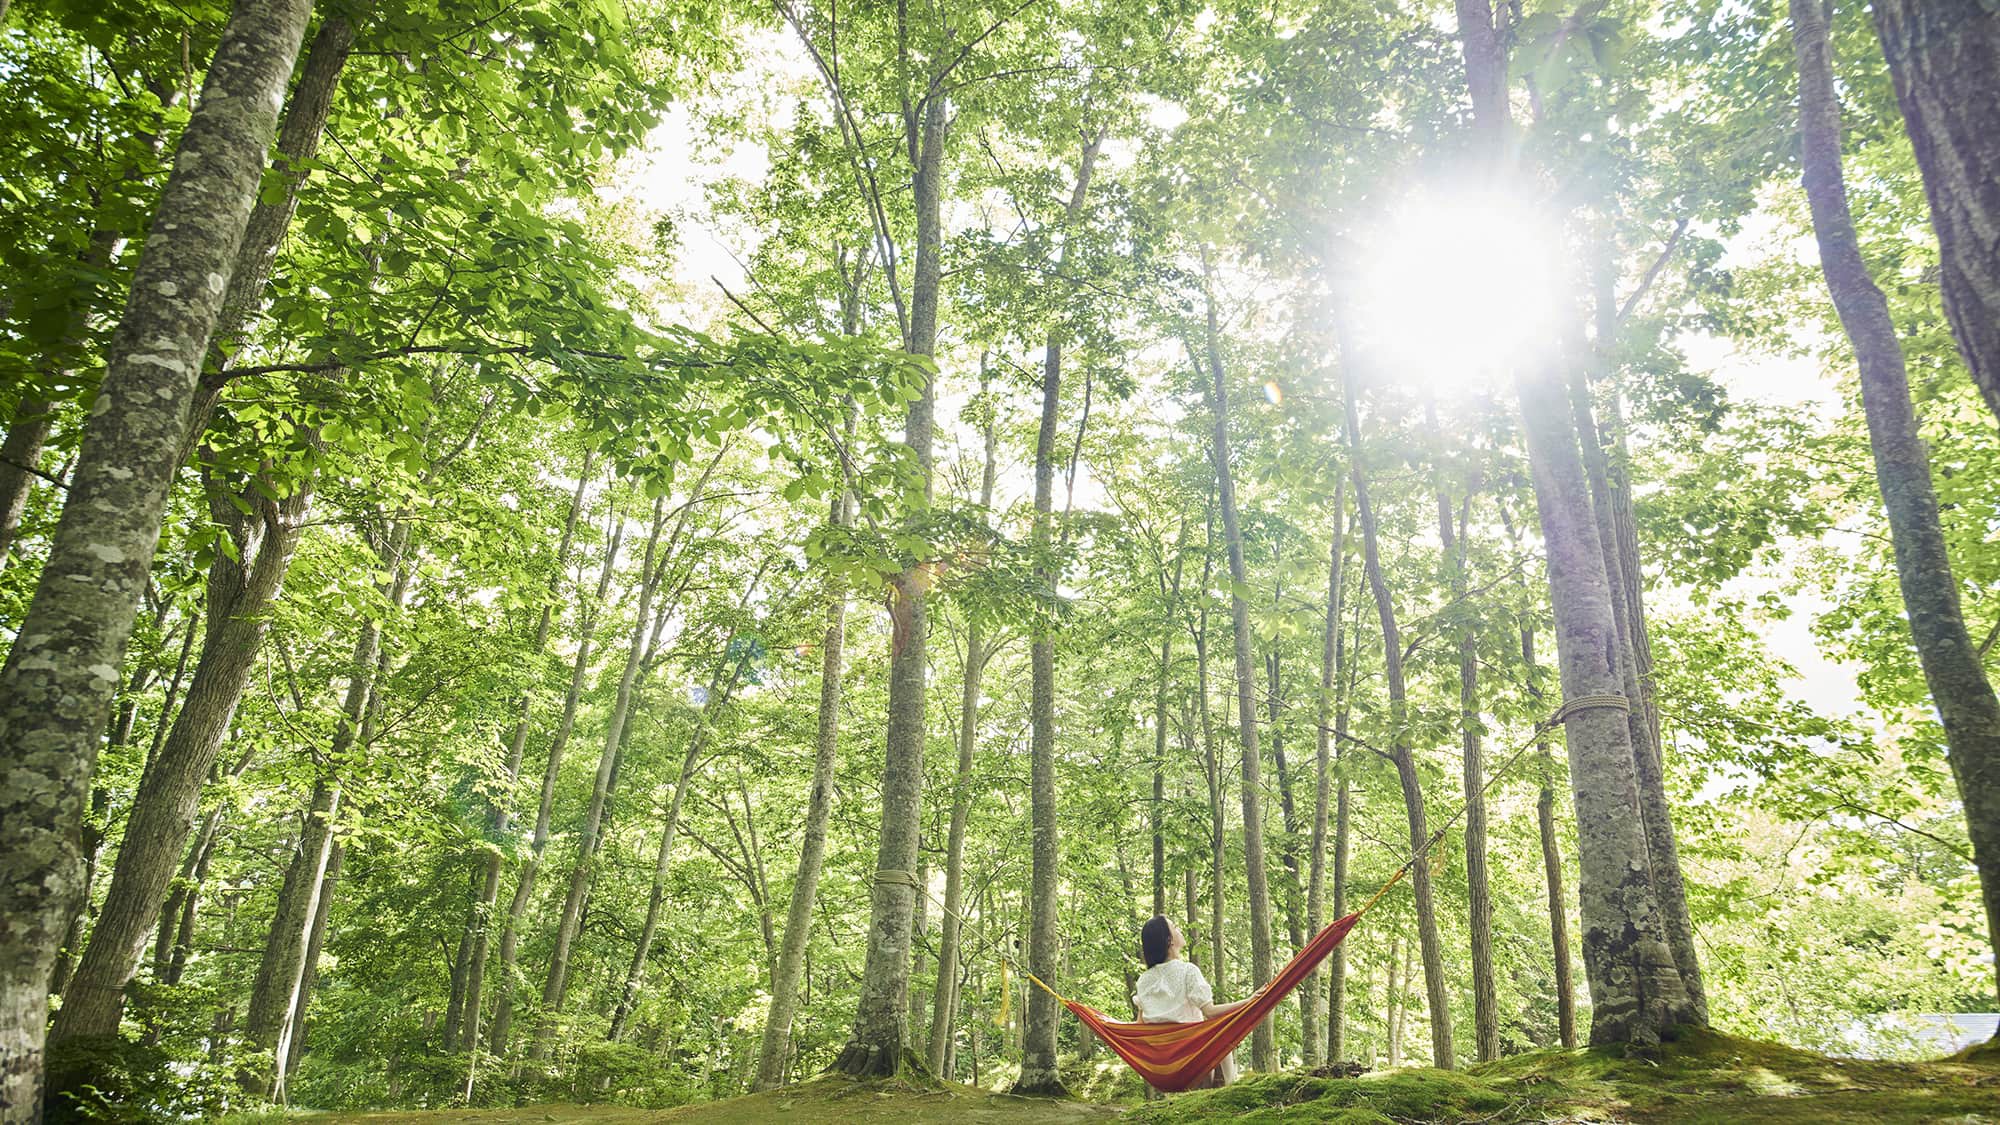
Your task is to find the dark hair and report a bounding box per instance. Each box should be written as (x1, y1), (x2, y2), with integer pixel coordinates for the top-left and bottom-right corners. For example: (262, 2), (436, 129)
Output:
(1140, 915), (1173, 968)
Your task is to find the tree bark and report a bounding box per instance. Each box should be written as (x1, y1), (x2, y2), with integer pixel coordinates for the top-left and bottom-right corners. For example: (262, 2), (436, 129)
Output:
(1197, 260), (1278, 1073)
(1428, 412), (1498, 1062)
(1152, 530), (1188, 921)
(1453, 0), (1692, 1047)
(831, 90), (946, 1081)
(0, 2), (312, 1111)
(1338, 340), (1454, 1067)
(1793, 0), (2000, 1020)
(1310, 476), (1347, 1065)
(44, 14), (359, 1051)
(920, 369), (997, 1081)
(533, 495), (669, 1056)
(756, 490), (855, 1088)
(1018, 134), (1101, 1095)
(1193, 518), (1227, 998)
(283, 839), (341, 1079)
(1869, 0), (2000, 427)
(1568, 365), (1706, 1022)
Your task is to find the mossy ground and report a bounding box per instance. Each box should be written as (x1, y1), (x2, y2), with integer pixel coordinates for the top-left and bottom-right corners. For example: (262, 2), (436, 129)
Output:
(257, 1031), (1999, 1124)
(1129, 1028), (2000, 1124)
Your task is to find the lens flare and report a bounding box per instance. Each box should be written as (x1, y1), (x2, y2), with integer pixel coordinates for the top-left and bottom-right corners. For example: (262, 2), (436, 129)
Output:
(1346, 186), (1565, 388)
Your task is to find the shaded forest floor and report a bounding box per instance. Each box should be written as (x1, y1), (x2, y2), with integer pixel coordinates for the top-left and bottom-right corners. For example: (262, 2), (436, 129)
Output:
(281, 1031), (2000, 1124)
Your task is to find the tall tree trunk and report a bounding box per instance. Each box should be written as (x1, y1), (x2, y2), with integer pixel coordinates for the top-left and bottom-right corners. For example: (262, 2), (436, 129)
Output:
(1793, 0), (2000, 1020)
(1564, 354), (1706, 1022)
(1194, 530), (1227, 998)
(831, 90), (946, 1081)
(245, 777), (340, 1102)
(922, 368), (998, 1080)
(756, 258), (870, 1087)
(1510, 594), (1578, 1051)
(1338, 341), (1454, 1067)
(0, 4), (313, 1109)
(1269, 641), (1311, 1062)
(1018, 136), (1100, 1094)
(489, 503), (625, 1059)
(458, 454), (592, 1059)
(756, 494), (855, 1088)
(282, 838), (341, 1081)
(1428, 411), (1498, 1062)
(1152, 533), (1188, 920)
(45, 14), (358, 1049)
(1197, 262), (1278, 1073)
(1308, 476), (1346, 1066)
(534, 495), (669, 1057)
(1869, 0), (2000, 427)
(1453, 0), (1692, 1047)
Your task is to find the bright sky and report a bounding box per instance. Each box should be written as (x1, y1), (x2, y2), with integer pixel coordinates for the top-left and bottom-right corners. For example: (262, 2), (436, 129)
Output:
(610, 33), (1869, 726)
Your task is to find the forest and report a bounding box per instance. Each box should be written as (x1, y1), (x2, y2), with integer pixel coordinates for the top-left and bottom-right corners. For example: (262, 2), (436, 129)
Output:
(1, 0), (1997, 1122)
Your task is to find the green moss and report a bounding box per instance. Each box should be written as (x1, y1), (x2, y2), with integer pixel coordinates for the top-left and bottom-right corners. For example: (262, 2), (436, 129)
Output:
(289, 1030), (2000, 1125)
(1125, 1030), (2000, 1125)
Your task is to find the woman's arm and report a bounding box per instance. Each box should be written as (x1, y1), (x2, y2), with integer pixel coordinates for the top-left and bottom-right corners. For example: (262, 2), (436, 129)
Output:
(1198, 997), (1252, 1018)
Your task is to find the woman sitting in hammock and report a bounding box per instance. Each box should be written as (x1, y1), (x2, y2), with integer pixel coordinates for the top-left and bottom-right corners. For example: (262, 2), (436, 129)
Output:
(1133, 915), (1251, 1087)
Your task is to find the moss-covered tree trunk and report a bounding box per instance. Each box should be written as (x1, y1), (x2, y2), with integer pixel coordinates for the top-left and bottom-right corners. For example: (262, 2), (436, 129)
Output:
(1792, 0), (2000, 1023)
(0, 2), (313, 1112)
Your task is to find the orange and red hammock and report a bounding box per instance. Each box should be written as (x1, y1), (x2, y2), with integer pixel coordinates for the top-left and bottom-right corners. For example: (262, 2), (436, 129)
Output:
(1053, 909), (1364, 1092)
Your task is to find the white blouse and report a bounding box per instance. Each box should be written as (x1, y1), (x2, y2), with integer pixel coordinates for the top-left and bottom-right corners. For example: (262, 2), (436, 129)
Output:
(1133, 958), (1214, 1023)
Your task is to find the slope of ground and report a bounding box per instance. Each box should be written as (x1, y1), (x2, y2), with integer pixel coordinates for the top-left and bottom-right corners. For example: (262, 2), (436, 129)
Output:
(270, 1031), (1999, 1124)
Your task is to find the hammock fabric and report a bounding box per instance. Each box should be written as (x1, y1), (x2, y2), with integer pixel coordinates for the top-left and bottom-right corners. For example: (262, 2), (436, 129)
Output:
(1057, 910), (1362, 1093)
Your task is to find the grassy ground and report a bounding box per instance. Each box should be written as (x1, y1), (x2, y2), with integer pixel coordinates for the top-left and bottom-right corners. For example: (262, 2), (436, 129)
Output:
(283, 1030), (1998, 1124)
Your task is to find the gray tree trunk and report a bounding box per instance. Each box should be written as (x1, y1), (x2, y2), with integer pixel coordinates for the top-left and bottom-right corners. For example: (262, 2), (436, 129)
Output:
(1198, 262), (1278, 1073)
(1338, 342), (1454, 1067)
(4, 7), (314, 1110)
(1307, 476), (1346, 1067)
(243, 525), (409, 1099)
(756, 499), (855, 1087)
(1793, 0), (2000, 1021)
(921, 370), (996, 1081)
(831, 91), (946, 1081)
(533, 495), (669, 1056)
(1018, 136), (1100, 1095)
(756, 259), (870, 1089)
(1429, 419), (1498, 1061)
(1194, 525), (1227, 998)
(44, 12), (356, 1051)
(1869, 0), (2000, 427)
(1453, 0), (1692, 1048)
(283, 839), (341, 1078)
(1563, 348), (1705, 1023)
(608, 606), (759, 1041)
